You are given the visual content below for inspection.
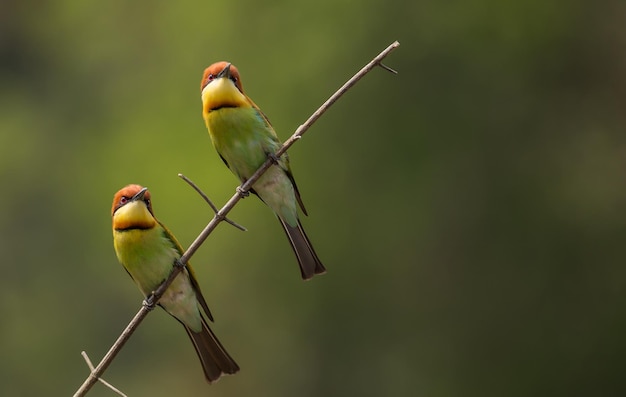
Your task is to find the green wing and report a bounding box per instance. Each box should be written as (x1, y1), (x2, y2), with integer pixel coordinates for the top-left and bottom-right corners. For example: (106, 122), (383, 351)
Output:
(158, 220), (214, 322)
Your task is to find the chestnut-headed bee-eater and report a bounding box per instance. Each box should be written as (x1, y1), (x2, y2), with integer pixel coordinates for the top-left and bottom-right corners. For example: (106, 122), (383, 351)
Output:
(111, 184), (239, 383)
(200, 62), (326, 280)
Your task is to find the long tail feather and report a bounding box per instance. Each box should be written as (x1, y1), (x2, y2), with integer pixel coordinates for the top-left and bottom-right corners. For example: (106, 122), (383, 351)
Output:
(184, 318), (239, 383)
(279, 218), (326, 280)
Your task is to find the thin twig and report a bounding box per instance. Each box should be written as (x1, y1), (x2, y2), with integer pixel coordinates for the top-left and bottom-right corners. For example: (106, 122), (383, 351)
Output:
(378, 62), (398, 74)
(178, 173), (247, 231)
(80, 352), (128, 397)
(73, 40), (399, 397)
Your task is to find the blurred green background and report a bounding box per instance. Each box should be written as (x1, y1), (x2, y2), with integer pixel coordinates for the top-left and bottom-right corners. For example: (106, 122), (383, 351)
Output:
(2, 0), (625, 396)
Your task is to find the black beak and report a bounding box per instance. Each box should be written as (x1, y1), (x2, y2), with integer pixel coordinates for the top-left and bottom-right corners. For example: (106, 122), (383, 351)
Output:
(217, 63), (232, 79)
(131, 187), (148, 202)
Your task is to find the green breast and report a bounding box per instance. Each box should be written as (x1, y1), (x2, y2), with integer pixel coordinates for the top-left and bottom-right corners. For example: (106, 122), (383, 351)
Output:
(206, 107), (280, 181)
(114, 227), (179, 296)
(113, 227), (203, 330)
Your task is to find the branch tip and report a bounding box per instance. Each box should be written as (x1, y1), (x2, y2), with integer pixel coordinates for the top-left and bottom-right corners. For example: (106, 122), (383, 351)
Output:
(81, 351), (95, 371)
(226, 218), (248, 231)
(378, 62), (398, 74)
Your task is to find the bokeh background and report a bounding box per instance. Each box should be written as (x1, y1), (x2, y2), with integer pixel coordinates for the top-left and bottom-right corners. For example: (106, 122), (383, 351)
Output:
(2, 0), (626, 396)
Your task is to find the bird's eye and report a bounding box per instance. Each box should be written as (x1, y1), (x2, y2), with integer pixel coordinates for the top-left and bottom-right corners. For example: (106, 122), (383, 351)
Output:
(231, 76), (238, 84)
(120, 196), (128, 205)
(207, 74), (215, 81)
(145, 199), (151, 207)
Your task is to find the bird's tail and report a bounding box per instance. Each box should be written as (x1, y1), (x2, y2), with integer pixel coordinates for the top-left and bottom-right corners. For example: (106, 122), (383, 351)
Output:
(279, 218), (326, 280)
(184, 317), (239, 383)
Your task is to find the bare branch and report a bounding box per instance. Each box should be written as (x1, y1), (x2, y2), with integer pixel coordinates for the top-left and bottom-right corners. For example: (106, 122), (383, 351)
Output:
(178, 173), (247, 231)
(72, 40), (399, 397)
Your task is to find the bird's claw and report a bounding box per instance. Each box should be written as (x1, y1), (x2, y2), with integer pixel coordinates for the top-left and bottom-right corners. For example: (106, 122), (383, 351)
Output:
(143, 296), (156, 311)
(236, 186), (250, 198)
(267, 152), (280, 165)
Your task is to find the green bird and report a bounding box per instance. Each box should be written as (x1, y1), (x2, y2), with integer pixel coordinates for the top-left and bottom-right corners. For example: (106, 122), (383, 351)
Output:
(200, 61), (326, 280)
(111, 184), (239, 383)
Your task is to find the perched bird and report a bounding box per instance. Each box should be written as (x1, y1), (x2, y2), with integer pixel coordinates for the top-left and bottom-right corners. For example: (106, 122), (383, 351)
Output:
(111, 184), (239, 383)
(200, 61), (326, 280)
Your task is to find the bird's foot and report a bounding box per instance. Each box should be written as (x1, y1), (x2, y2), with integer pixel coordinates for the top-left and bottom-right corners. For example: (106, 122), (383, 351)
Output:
(236, 186), (250, 198)
(143, 295), (156, 311)
(267, 152), (280, 165)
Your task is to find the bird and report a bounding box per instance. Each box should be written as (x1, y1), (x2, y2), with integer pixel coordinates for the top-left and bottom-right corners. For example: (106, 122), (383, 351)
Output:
(111, 184), (239, 383)
(200, 61), (326, 280)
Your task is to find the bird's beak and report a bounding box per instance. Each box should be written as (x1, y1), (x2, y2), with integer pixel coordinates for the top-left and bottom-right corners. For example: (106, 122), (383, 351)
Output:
(217, 63), (232, 79)
(131, 187), (148, 202)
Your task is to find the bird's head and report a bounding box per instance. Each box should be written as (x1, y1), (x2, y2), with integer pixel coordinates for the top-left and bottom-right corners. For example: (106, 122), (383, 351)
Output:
(200, 62), (250, 114)
(111, 184), (156, 230)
